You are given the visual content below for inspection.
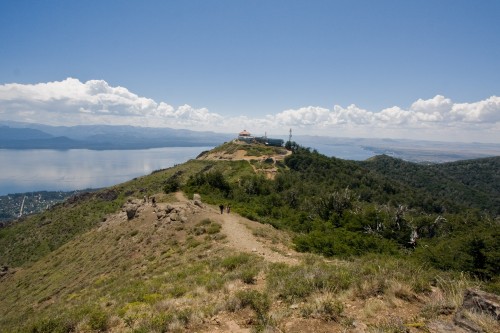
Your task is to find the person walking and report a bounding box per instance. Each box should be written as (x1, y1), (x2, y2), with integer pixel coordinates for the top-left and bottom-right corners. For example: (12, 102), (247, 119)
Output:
(219, 204), (224, 214)
(226, 204), (231, 214)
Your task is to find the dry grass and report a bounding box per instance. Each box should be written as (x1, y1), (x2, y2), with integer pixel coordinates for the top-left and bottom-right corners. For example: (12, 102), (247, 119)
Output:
(462, 309), (500, 333)
(435, 273), (474, 309)
(300, 292), (344, 322)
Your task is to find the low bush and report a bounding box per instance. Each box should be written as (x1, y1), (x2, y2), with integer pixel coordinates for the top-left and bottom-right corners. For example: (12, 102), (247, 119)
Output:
(300, 294), (344, 322)
(28, 316), (76, 333)
(221, 253), (252, 271)
(235, 290), (270, 322)
(206, 222), (221, 234)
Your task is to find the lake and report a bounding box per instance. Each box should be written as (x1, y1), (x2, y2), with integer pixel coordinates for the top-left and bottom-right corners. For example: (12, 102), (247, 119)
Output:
(0, 147), (212, 195)
(0, 143), (376, 196)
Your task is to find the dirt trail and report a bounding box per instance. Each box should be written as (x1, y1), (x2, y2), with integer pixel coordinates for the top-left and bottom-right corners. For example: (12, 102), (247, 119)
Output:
(216, 209), (298, 264)
(175, 192), (299, 265)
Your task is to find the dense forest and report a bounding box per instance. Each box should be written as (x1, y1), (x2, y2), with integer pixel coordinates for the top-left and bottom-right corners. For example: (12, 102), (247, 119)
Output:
(359, 155), (500, 215)
(183, 145), (500, 291)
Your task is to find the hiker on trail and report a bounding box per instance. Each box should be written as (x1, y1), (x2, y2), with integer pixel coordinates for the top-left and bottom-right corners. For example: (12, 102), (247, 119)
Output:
(227, 204), (231, 214)
(219, 204), (224, 214)
(152, 196), (156, 207)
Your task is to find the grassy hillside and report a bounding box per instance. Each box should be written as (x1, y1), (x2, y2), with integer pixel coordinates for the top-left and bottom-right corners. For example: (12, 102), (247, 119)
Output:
(0, 193), (484, 332)
(0, 142), (499, 332)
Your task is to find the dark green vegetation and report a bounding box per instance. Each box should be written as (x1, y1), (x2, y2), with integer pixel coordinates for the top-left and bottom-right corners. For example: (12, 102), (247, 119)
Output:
(0, 142), (499, 331)
(184, 145), (500, 290)
(360, 155), (500, 215)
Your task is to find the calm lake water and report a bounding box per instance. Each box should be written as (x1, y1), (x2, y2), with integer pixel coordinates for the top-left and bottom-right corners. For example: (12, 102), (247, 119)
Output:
(0, 147), (212, 195)
(305, 143), (375, 161)
(0, 144), (374, 196)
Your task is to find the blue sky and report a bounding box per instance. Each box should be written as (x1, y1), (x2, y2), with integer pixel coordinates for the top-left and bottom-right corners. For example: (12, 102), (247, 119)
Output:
(1, 0), (499, 142)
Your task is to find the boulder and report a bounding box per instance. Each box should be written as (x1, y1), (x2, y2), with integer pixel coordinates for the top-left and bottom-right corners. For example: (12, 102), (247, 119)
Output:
(156, 210), (166, 220)
(461, 288), (500, 321)
(193, 193), (203, 207)
(123, 200), (141, 220)
(126, 206), (137, 220)
(165, 204), (175, 214)
(452, 288), (500, 332)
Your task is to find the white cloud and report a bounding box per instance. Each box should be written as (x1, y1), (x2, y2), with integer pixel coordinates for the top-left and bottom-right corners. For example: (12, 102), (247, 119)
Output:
(274, 106), (331, 126)
(0, 78), (222, 128)
(410, 95), (452, 114)
(265, 95), (500, 142)
(0, 78), (499, 142)
(450, 96), (500, 123)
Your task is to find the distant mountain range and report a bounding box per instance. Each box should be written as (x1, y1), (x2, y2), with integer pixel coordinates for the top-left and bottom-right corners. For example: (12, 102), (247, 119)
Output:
(0, 122), (233, 150)
(1, 121), (500, 162)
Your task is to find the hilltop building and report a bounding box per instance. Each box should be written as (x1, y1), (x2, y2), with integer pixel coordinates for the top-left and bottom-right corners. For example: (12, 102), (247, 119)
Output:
(238, 130), (253, 142)
(237, 130), (284, 147)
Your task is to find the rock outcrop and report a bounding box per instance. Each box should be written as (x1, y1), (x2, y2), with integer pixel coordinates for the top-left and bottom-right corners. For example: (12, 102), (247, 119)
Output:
(193, 193), (203, 207)
(154, 202), (201, 225)
(453, 288), (500, 332)
(122, 199), (143, 220)
(460, 288), (500, 320)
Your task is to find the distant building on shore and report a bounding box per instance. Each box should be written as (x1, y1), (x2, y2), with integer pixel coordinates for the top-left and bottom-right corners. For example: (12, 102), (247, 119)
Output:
(237, 130), (284, 147)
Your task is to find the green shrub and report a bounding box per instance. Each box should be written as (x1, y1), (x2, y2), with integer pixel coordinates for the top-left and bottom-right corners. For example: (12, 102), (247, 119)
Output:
(163, 175), (181, 194)
(238, 266), (259, 284)
(87, 308), (109, 331)
(168, 284), (188, 297)
(221, 253), (251, 271)
(235, 290), (270, 321)
(206, 222), (222, 234)
(29, 316), (75, 333)
(197, 218), (212, 226)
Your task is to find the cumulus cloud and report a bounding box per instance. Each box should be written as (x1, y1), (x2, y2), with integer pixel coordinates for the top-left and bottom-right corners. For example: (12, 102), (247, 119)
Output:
(450, 96), (500, 123)
(0, 78), (222, 128)
(0, 78), (499, 142)
(264, 95), (500, 141)
(274, 106), (331, 126)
